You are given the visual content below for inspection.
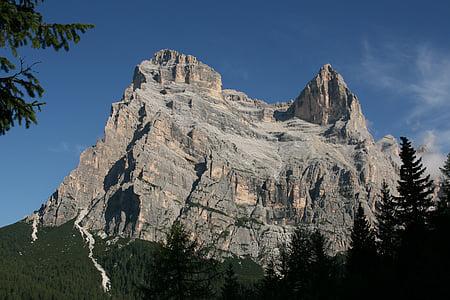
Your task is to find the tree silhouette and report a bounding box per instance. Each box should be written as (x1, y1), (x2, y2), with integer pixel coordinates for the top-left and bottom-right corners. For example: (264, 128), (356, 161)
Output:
(273, 227), (337, 299)
(394, 137), (435, 299)
(426, 153), (450, 298)
(144, 221), (219, 299)
(309, 230), (335, 300)
(437, 153), (450, 214)
(260, 257), (281, 299)
(346, 203), (377, 298)
(376, 180), (398, 259)
(220, 263), (239, 300)
(395, 137), (434, 229)
(285, 226), (314, 298)
(0, 0), (93, 134)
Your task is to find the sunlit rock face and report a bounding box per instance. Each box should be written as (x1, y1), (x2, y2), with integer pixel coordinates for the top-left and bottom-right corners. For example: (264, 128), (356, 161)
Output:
(37, 50), (399, 260)
(287, 64), (371, 144)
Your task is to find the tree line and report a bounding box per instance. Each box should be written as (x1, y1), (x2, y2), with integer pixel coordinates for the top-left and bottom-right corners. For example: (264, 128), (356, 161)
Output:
(142, 136), (450, 299)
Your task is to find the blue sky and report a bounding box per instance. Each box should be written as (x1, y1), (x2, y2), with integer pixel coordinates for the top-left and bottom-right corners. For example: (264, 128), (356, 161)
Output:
(1, 0), (450, 226)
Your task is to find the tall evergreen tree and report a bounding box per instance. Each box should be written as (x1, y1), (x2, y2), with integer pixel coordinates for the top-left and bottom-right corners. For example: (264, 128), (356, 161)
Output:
(394, 137), (435, 299)
(346, 203), (377, 297)
(260, 258), (281, 300)
(437, 153), (450, 214)
(220, 263), (240, 300)
(144, 221), (219, 300)
(309, 230), (335, 300)
(277, 227), (335, 299)
(348, 203), (377, 266)
(395, 137), (434, 229)
(285, 226), (314, 298)
(376, 181), (398, 259)
(425, 153), (450, 299)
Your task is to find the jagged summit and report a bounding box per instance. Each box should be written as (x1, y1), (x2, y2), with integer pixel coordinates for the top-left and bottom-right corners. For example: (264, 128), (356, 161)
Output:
(286, 63), (369, 142)
(151, 49), (200, 66)
(288, 64), (361, 124)
(134, 49), (222, 97)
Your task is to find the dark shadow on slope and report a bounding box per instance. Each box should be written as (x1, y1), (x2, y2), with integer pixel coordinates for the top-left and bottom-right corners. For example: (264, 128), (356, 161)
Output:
(105, 186), (140, 235)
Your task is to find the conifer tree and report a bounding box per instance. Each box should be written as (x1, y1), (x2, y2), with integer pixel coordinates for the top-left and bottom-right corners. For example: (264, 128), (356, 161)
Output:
(424, 152), (450, 299)
(277, 242), (290, 282)
(376, 181), (398, 259)
(346, 203), (377, 297)
(393, 137), (435, 299)
(274, 242), (291, 298)
(1, 0), (94, 134)
(145, 221), (219, 300)
(437, 153), (450, 214)
(280, 227), (335, 299)
(221, 263), (239, 300)
(260, 258), (281, 299)
(395, 137), (434, 229)
(348, 203), (377, 265)
(309, 230), (334, 300)
(286, 226), (313, 297)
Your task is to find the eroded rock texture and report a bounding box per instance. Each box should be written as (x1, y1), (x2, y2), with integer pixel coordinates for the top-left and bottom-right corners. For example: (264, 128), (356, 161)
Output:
(37, 49), (398, 260)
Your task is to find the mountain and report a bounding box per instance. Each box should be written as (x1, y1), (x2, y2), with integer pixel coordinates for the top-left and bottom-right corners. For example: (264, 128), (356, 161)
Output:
(31, 49), (398, 261)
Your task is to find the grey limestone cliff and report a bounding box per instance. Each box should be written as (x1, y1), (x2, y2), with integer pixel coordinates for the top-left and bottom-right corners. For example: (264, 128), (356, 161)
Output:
(36, 49), (399, 260)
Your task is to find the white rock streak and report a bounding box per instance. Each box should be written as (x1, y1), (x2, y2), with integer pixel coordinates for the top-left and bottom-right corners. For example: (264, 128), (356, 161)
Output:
(74, 209), (111, 292)
(30, 213), (39, 243)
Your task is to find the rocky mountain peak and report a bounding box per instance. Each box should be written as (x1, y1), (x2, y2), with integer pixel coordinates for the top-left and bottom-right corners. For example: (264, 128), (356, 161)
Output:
(35, 50), (399, 262)
(287, 64), (369, 142)
(134, 49), (222, 98)
(151, 49), (199, 66)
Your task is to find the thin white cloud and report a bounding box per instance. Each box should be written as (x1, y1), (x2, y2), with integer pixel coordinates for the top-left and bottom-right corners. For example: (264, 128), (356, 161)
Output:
(409, 46), (450, 117)
(418, 130), (447, 178)
(48, 141), (70, 153)
(360, 40), (450, 160)
(219, 61), (250, 82)
(362, 41), (450, 114)
(49, 142), (86, 155)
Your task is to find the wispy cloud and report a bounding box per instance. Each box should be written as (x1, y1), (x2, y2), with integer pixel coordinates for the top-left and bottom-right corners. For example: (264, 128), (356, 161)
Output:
(418, 130), (448, 177)
(49, 141), (86, 155)
(362, 40), (450, 116)
(218, 61), (250, 82)
(360, 39), (450, 162)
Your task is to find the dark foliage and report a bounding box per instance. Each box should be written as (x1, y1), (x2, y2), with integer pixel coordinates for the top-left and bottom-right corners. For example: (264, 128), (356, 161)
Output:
(345, 203), (377, 298)
(264, 227), (338, 300)
(143, 221), (220, 299)
(437, 153), (450, 215)
(0, 0), (93, 134)
(395, 137), (434, 229)
(220, 264), (239, 300)
(376, 180), (398, 260)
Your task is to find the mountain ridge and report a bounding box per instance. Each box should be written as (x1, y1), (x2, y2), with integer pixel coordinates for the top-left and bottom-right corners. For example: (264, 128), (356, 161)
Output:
(33, 49), (399, 262)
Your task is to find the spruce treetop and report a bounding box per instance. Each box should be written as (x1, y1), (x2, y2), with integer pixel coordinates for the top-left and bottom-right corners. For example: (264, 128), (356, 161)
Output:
(396, 137), (434, 228)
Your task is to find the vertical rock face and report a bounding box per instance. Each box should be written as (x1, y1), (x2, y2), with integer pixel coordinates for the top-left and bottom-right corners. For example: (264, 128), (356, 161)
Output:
(288, 64), (370, 142)
(36, 50), (399, 261)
